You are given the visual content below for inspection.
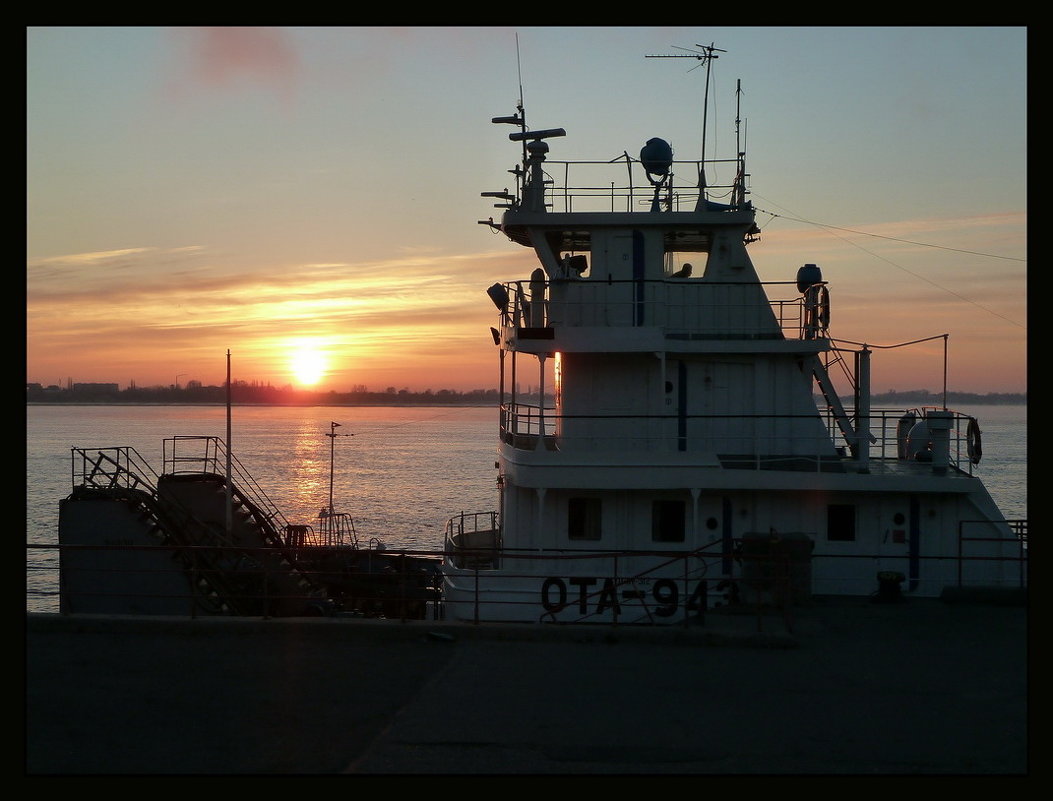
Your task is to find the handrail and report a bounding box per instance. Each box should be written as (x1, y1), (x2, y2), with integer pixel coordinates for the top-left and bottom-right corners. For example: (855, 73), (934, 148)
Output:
(72, 446), (161, 494)
(30, 542), (443, 620)
(29, 535), (1026, 619)
(520, 156), (746, 214)
(70, 439), (330, 614)
(498, 404), (983, 473)
(163, 436), (293, 534)
(957, 519), (1028, 589)
(492, 277), (810, 339)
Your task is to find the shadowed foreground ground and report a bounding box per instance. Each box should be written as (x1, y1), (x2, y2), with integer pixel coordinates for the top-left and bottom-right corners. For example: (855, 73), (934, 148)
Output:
(26, 596), (1028, 775)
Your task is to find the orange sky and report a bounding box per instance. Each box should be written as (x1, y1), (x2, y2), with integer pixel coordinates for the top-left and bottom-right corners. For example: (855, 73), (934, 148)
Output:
(26, 210), (1025, 394)
(27, 27), (1026, 395)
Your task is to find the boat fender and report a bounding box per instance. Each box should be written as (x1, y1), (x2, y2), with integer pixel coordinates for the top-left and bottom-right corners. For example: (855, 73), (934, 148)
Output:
(967, 417), (982, 465)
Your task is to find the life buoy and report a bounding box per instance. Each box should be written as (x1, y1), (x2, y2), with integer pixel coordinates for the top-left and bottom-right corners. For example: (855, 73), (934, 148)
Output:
(816, 284), (830, 329)
(967, 417), (982, 465)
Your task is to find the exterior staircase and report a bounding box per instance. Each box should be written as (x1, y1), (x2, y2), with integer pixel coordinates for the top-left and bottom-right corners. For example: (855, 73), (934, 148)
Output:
(60, 438), (327, 616)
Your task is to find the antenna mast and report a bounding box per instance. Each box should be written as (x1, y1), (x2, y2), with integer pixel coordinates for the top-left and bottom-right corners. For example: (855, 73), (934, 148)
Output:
(485, 33), (530, 210)
(515, 33), (527, 163)
(734, 78), (747, 207)
(646, 42), (726, 166)
(325, 421), (351, 517)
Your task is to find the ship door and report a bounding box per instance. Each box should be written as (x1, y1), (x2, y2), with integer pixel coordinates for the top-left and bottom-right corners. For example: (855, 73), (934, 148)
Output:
(876, 498), (911, 589)
(690, 494), (723, 548)
(696, 361), (754, 456)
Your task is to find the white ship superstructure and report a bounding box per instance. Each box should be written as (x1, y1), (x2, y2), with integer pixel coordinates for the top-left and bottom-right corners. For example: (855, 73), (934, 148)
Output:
(442, 50), (1022, 624)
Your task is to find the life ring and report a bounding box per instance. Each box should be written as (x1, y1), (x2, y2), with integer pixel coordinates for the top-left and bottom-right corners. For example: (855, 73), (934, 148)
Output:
(967, 417), (982, 465)
(816, 285), (830, 329)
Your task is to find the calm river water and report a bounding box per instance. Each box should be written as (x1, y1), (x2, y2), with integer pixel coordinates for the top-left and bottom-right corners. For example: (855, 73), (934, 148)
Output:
(26, 403), (1026, 613)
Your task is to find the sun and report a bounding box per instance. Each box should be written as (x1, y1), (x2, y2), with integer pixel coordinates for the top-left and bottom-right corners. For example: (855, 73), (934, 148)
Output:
(290, 345), (328, 386)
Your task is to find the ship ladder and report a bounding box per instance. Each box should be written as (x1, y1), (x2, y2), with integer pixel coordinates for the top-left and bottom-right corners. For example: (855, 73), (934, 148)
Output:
(810, 355), (859, 457)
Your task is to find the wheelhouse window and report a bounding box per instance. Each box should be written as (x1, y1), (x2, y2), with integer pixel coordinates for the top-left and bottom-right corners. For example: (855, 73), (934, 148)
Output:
(568, 497), (602, 541)
(827, 504), (856, 541)
(652, 500), (686, 543)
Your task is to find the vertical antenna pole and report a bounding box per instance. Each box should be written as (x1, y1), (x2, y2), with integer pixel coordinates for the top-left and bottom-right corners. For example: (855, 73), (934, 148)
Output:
(516, 33), (527, 165)
(645, 43), (726, 203)
(225, 349), (232, 536)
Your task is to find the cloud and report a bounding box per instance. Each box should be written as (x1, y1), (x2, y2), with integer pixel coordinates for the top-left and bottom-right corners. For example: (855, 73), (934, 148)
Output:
(165, 27), (299, 106)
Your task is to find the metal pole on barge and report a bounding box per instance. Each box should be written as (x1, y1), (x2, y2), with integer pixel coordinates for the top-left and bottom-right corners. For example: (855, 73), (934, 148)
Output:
(328, 421), (340, 515)
(225, 349), (232, 536)
(325, 422), (350, 544)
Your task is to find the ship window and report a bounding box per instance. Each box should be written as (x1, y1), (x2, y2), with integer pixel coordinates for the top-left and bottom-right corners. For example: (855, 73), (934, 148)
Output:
(827, 504), (856, 541)
(652, 500), (686, 542)
(568, 497), (602, 541)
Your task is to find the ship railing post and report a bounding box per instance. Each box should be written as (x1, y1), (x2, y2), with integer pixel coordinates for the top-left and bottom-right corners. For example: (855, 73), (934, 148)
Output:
(926, 410), (954, 476)
(856, 347), (871, 474)
(536, 354), (547, 450)
(473, 563), (480, 625)
(682, 553), (689, 628)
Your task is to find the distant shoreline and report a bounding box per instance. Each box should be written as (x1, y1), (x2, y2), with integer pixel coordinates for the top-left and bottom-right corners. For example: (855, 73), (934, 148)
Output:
(24, 384), (1026, 408)
(26, 395), (1025, 408)
(25, 401), (496, 408)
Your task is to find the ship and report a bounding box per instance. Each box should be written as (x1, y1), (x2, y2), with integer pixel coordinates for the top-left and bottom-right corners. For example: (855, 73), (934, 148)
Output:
(440, 46), (1026, 624)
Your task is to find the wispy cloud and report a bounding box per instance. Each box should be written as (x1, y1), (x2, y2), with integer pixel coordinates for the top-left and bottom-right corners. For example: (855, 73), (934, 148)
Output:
(164, 27), (300, 107)
(26, 244), (525, 388)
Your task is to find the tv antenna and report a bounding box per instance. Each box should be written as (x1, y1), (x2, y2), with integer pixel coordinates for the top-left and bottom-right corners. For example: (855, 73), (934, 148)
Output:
(646, 43), (726, 168)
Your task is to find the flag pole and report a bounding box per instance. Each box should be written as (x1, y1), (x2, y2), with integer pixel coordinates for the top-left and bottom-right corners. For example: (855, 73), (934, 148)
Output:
(328, 421), (342, 515)
(225, 349), (232, 536)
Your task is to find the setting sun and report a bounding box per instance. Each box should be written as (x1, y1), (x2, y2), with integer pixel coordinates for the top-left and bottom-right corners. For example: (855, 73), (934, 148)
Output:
(290, 344), (328, 386)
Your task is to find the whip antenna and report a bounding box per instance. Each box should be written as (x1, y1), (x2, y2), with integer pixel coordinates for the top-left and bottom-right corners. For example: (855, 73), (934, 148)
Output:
(646, 43), (726, 176)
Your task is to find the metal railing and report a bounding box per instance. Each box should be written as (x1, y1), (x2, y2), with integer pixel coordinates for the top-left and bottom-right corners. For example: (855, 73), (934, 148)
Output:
(442, 535), (1027, 622)
(163, 436), (292, 535)
(444, 512), (501, 569)
(536, 157), (746, 215)
(72, 445), (161, 494)
(495, 278), (816, 340)
(69, 439), (334, 612)
(958, 519), (1028, 589)
(28, 528), (1026, 621)
(498, 405), (982, 473)
(28, 541), (444, 620)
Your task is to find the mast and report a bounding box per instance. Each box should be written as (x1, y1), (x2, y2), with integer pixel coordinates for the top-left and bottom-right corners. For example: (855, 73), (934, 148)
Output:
(646, 42), (726, 185)
(225, 349), (232, 536)
(326, 421), (350, 516)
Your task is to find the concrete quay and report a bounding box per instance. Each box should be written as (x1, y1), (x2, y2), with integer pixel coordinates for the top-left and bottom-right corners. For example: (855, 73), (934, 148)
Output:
(26, 596), (1028, 775)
